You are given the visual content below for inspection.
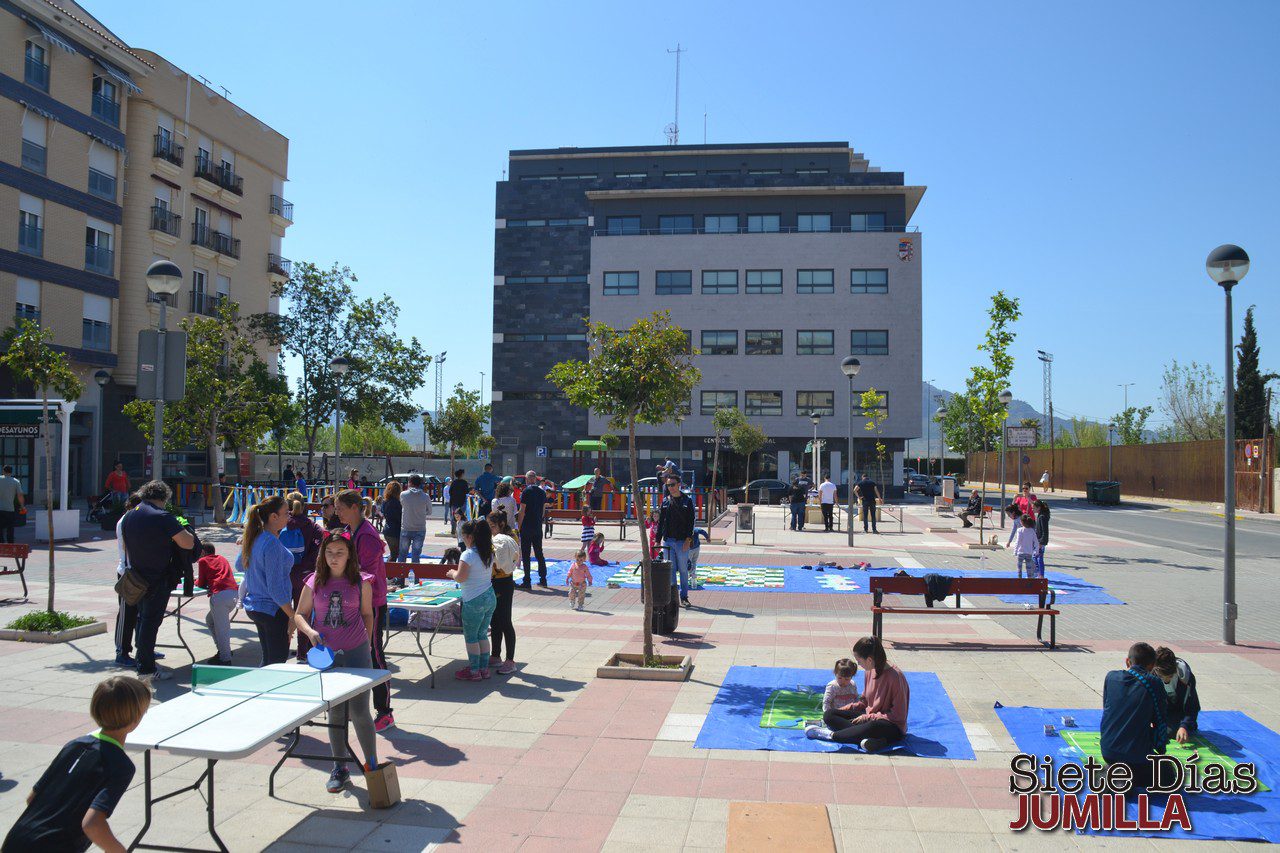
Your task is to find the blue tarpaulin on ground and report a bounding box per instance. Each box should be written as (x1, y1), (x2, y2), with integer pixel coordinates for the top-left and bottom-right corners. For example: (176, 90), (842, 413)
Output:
(995, 705), (1280, 843)
(693, 666), (975, 759)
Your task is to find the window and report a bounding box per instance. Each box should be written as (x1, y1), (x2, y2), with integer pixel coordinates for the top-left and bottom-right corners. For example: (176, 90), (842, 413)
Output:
(502, 391), (567, 401)
(851, 330), (889, 356)
(851, 268), (889, 294)
(82, 294), (111, 352)
(746, 330), (782, 356)
(664, 170), (697, 177)
(797, 330), (834, 355)
(700, 391), (737, 415)
(504, 333), (587, 342)
(745, 270), (783, 294)
(747, 214), (780, 233)
(216, 274), (231, 299)
(505, 274), (588, 284)
(700, 330), (737, 355)
(25, 41), (48, 90)
(748, 168), (781, 175)
(18, 202), (42, 256)
(518, 173), (595, 182)
(85, 224), (113, 275)
(21, 113), (45, 174)
(603, 272), (639, 295)
(851, 212), (887, 232)
(681, 330), (693, 353)
(605, 216), (641, 235)
(745, 391), (783, 416)
(195, 144), (214, 180)
(854, 391), (889, 413)
(797, 391), (835, 417)
(656, 271), (692, 295)
(658, 215), (694, 234)
(798, 213), (832, 232)
(701, 270), (738, 295)
(614, 171), (646, 179)
(505, 217), (587, 227)
(91, 77), (119, 125)
(88, 146), (117, 200)
(15, 278), (40, 326)
(704, 215), (738, 233)
(797, 269), (834, 294)
(795, 168), (828, 175)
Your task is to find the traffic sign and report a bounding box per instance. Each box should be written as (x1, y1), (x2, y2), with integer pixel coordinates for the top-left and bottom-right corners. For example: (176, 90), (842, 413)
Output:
(477, 448), (489, 459)
(536, 446), (548, 458)
(1005, 426), (1038, 448)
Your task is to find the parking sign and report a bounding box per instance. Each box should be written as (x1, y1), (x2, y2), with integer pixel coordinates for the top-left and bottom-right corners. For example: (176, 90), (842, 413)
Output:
(536, 446), (548, 458)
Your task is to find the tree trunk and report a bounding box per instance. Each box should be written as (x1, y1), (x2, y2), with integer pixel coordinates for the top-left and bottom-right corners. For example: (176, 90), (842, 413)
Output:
(42, 389), (54, 614)
(631, 417), (654, 662)
(210, 426), (226, 523)
(978, 439), (989, 543)
(709, 427), (721, 517)
(743, 451), (753, 494)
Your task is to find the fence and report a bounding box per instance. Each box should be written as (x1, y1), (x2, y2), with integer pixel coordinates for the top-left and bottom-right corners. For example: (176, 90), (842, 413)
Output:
(966, 436), (1274, 512)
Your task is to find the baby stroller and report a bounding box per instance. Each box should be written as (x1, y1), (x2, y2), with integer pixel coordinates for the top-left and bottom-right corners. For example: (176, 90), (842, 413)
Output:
(87, 493), (118, 524)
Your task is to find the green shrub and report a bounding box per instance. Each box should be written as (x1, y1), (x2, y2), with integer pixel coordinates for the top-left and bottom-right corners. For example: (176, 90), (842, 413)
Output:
(6, 611), (95, 633)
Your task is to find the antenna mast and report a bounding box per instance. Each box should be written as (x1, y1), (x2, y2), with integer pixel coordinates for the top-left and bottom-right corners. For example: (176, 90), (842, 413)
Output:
(665, 43), (685, 145)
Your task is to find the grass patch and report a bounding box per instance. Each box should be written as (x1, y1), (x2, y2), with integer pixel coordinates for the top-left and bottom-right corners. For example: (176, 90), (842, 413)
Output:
(6, 611), (96, 633)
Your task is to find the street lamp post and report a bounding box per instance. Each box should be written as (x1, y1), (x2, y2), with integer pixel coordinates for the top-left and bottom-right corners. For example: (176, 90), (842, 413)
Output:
(538, 421), (546, 469)
(329, 357), (350, 485)
(997, 389), (1013, 527)
(145, 260), (182, 480)
(841, 357), (861, 546)
(1206, 244), (1250, 645)
(809, 411), (821, 485)
(676, 414), (685, 474)
(421, 410), (430, 455)
(935, 406), (946, 481)
(1107, 423), (1115, 481)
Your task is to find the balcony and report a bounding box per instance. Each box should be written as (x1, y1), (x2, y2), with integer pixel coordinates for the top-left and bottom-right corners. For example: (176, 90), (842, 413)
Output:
(150, 205), (181, 238)
(190, 291), (227, 316)
(194, 153), (217, 184)
(214, 164), (244, 196)
(18, 223), (43, 256)
(21, 140), (46, 174)
(88, 168), (116, 201)
(91, 92), (119, 126)
(153, 134), (184, 167)
(84, 244), (114, 276)
(592, 224), (919, 236)
(191, 222), (240, 260)
(267, 253), (292, 280)
(24, 56), (49, 90)
(269, 195), (294, 223)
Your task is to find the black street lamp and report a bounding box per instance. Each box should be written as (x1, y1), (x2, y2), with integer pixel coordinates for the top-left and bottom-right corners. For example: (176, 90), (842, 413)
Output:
(997, 389), (1013, 527)
(841, 357), (861, 546)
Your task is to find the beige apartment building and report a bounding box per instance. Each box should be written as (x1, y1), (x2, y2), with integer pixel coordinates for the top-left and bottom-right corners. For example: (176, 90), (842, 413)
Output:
(0, 0), (290, 498)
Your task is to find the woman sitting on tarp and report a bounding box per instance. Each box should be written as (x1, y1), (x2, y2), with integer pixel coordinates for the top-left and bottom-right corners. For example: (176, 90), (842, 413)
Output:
(1154, 646), (1201, 744)
(806, 636), (909, 753)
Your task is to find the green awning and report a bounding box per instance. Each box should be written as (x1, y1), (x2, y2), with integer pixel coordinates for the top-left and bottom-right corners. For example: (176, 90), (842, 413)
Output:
(561, 474), (595, 490)
(572, 440), (608, 452)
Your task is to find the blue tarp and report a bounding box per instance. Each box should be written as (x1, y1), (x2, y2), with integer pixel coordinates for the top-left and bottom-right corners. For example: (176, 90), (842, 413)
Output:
(693, 666), (975, 760)
(995, 705), (1280, 843)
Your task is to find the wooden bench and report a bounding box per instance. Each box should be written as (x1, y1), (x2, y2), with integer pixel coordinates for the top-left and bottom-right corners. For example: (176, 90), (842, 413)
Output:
(545, 508), (628, 539)
(871, 575), (1060, 648)
(0, 543), (29, 599)
(385, 562), (452, 582)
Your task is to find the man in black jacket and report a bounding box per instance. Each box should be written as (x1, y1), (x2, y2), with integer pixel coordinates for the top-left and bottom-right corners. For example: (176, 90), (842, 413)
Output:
(656, 476), (696, 608)
(121, 481), (195, 681)
(958, 489), (983, 528)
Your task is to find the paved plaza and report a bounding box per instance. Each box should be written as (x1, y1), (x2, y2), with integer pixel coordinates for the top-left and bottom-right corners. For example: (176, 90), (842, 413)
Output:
(0, 497), (1277, 851)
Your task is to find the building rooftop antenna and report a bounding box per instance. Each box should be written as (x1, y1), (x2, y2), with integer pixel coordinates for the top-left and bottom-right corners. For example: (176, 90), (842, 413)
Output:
(664, 43), (684, 145)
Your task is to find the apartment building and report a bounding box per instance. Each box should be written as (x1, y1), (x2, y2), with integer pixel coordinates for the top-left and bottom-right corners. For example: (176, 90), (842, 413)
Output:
(491, 142), (924, 489)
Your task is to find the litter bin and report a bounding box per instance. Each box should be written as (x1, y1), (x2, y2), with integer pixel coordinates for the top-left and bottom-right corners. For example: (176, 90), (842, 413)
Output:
(1096, 481), (1121, 505)
(1084, 481), (1100, 502)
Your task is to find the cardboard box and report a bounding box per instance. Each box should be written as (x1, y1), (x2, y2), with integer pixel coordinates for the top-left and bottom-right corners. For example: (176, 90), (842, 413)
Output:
(364, 762), (401, 808)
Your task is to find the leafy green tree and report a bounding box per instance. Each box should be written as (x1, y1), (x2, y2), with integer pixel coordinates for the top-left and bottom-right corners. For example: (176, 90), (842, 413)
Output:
(1235, 306), (1277, 439)
(1157, 360), (1224, 442)
(859, 388), (889, 485)
(709, 407), (745, 507)
(1071, 417), (1108, 447)
(600, 433), (620, 477)
(265, 393), (300, 484)
(425, 384), (490, 471)
(936, 391), (992, 454)
(1112, 406), (1153, 445)
(250, 263), (428, 476)
(729, 419), (768, 491)
(547, 311), (700, 662)
(961, 292), (1021, 539)
(0, 321), (83, 613)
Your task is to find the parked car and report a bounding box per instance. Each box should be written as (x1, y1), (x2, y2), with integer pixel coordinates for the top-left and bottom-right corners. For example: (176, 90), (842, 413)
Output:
(905, 474), (938, 496)
(377, 473), (444, 489)
(726, 478), (791, 505)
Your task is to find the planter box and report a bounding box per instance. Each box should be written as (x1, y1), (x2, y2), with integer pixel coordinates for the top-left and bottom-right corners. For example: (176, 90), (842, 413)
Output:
(597, 652), (692, 681)
(0, 620), (106, 644)
(32, 509), (80, 541)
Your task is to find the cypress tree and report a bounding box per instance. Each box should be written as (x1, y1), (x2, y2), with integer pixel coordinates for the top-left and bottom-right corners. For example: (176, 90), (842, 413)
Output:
(1235, 306), (1276, 438)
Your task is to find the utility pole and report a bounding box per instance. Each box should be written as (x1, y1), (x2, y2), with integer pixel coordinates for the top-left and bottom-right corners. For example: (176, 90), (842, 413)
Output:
(1038, 351), (1055, 492)
(1260, 386), (1273, 513)
(1118, 382), (1134, 412)
(434, 351), (448, 414)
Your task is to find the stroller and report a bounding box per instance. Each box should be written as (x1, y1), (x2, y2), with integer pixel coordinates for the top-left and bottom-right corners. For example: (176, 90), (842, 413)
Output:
(87, 493), (119, 525)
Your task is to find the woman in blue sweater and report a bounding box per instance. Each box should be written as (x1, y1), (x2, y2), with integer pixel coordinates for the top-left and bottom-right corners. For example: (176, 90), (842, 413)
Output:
(237, 495), (297, 666)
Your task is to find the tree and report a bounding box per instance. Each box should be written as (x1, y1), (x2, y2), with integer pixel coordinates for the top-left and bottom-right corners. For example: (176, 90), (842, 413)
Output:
(124, 300), (285, 521)
(265, 395), (300, 485)
(250, 263), (428, 477)
(936, 391), (993, 454)
(1157, 360), (1224, 442)
(1235, 306), (1278, 439)
(425, 384), (490, 471)
(599, 433), (620, 478)
(1112, 406), (1153, 445)
(963, 292), (1021, 540)
(1070, 417), (1108, 447)
(859, 388), (888, 485)
(547, 311), (699, 663)
(1019, 417), (1041, 435)
(729, 419), (768, 491)
(709, 407), (745, 510)
(0, 321), (83, 614)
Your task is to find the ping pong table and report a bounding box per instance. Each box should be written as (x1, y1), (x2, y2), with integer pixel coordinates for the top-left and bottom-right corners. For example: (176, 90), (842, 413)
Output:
(125, 663), (390, 852)
(385, 580), (463, 688)
(161, 573), (246, 666)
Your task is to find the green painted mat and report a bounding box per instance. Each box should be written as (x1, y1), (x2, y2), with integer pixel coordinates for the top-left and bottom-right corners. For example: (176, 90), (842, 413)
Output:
(1061, 729), (1270, 792)
(607, 564), (786, 589)
(760, 688), (823, 728)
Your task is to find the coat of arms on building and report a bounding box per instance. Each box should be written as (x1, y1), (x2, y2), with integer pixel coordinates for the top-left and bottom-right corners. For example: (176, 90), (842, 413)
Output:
(898, 238), (914, 262)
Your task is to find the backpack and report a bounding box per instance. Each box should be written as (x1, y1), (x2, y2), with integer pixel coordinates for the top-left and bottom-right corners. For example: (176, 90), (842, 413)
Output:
(279, 525), (305, 564)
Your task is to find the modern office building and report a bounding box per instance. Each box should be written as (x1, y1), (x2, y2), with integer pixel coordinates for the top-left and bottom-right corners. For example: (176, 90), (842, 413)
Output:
(491, 142), (924, 490)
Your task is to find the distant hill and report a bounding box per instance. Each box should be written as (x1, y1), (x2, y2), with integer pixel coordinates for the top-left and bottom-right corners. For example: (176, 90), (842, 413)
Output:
(914, 381), (1081, 458)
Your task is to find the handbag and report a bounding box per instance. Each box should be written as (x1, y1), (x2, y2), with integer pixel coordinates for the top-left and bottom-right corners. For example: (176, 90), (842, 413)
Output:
(114, 568), (149, 606)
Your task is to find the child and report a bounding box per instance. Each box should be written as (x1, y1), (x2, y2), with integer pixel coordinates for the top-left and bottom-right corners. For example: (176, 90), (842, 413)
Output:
(196, 543), (239, 664)
(644, 509), (660, 560)
(580, 508), (596, 550)
(567, 548), (593, 610)
(293, 532), (377, 793)
(441, 547), (461, 565)
(823, 658), (860, 713)
(1005, 504), (1024, 547)
(587, 532), (610, 566)
(3, 676), (151, 853)
(688, 527), (711, 590)
(447, 520), (497, 681)
(1012, 514), (1040, 578)
(1033, 499), (1050, 577)
(1101, 642), (1170, 790)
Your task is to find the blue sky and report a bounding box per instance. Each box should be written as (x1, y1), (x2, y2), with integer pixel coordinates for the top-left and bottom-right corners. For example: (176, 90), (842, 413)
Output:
(99, 0), (1280, 430)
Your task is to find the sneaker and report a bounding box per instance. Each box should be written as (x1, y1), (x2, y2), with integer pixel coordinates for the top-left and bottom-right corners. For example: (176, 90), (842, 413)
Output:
(204, 655), (229, 665)
(374, 712), (395, 733)
(680, 598), (691, 609)
(860, 737), (888, 753)
(537, 580), (549, 588)
(153, 651), (166, 660)
(804, 725), (833, 741)
(489, 655), (502, 666)
(114, 654), (137, 668)
(480, 668), (492, 679)
(497, 660), (517, 674)
(326, 766), (351, 793)
(454, 667), (476, 681)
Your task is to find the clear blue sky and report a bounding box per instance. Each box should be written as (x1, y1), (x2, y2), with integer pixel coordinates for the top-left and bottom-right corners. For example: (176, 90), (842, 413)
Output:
(99, 0), (1280, 430)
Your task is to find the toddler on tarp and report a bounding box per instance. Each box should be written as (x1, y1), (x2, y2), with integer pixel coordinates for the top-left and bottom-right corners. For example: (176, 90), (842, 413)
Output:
(823, 658), (861, 713)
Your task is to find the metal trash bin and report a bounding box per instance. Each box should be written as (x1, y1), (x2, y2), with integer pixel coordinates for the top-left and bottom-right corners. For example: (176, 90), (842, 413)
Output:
(1084, 480), (1100, 502)
(1096, 481), (1121, 505)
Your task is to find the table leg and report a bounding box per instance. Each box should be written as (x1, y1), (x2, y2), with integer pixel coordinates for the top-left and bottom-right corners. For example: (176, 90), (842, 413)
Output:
(130, 752), (226, 852)
(416, 629), (434, 689)
(269, 727), (300, 797)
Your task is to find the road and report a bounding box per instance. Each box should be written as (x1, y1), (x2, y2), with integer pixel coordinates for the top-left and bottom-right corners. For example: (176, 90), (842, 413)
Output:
(1049, 499), (1280, 560)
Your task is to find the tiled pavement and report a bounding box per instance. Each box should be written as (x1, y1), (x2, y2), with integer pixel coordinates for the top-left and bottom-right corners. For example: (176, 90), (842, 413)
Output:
(0, 504), (1276, 850)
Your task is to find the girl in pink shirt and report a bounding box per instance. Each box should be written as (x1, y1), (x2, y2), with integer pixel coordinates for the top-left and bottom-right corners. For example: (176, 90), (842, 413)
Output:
(567, 549), (593, 611)
(807, 636), (909, 752)
(587, 532), (611, 566)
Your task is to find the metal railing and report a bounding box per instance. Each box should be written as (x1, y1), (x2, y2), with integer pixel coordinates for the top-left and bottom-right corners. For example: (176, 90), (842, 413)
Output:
(154, 134), (184, 167)
(214, 163), (243, 195)
(267, 253), (292, 278)
(150, 205), (181, 236)
(20, 140), (45, 174)
(194, 152), (217, 183)
(269, 194), (294, 221)
(191, 222), (240, 259)
(18, 223), (43, 256)
(593, 224), (919, 237)
(88, 168), (116, 200)
(190, 291), (226, 316)
(91, 92), (119, 126)
(24, 56), (49, 90)
(84, 244), (114, 275)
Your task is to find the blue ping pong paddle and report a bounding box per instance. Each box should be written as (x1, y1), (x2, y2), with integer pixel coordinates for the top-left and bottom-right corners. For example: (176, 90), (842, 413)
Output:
(774, 719), (804, 728)
(306, 643), (335, 670)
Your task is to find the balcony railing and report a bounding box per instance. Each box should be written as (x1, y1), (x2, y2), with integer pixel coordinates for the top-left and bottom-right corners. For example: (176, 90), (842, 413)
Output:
(91, 92), (119, 126)
(154, 134), (184, 167)
(190, 291), (226, 316)
(268, 253), (292, 278)
(269, 195), (294, 221)
(24, 56), (49, 90)
(194, 153), (217, 183)
(88, 168), (116, 201)
(84, 244), (114, 275)
(191, 222), (240, 259)
(18, 223), (42, 256)
(150, 205), (181, 237)
(214, 164), (244, 196)
(21, 140), (46, 174)
(592, 224), (920, 236)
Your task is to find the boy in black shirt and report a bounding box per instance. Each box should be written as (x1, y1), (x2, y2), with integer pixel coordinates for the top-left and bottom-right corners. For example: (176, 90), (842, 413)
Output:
(4, 676), (151, 852)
